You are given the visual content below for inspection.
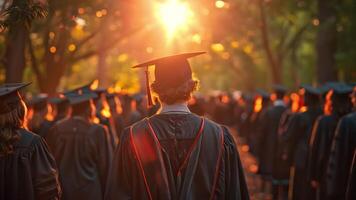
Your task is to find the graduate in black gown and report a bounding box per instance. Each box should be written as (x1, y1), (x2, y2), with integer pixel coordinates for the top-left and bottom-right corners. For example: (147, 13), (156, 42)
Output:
(46, 92), (113, 200)
(92, 88), (119, 149)
(325, 87), (356, 200)
(49, 96), (71, 124)
(0, 83), (61, 199)
(105, 52), (249, 200)
(280, 85), (323, 200)
(257, 85), (288, 196)
(28, 94), (53, 138)
(346, 150), (355, 200)
(307, 83), (353, 200)
(106, 92), (125, 139)
(248, 89), (270, 157)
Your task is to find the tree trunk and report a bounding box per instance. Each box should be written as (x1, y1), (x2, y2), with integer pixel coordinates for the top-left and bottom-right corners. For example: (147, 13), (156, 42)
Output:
(97, 33), (110, 87)
(39, 30), (70, 94)
(316, 0), (338, 84)
(4, 23), (28, 83)
(258, 0), (282, 84)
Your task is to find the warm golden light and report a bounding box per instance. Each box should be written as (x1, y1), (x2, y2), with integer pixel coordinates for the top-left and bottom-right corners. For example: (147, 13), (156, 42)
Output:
(215, 0), (225, 8)
(90, 79), (99, 90)
(254, 97), (263, 113)
(155, 0), (193, 39)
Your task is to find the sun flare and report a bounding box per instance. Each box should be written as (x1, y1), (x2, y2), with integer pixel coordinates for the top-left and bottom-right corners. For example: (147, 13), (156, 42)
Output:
(155, 0), (193, 40)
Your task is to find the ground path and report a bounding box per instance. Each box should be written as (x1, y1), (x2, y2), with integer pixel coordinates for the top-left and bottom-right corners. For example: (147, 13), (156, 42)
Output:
(230, 127), (273, 200)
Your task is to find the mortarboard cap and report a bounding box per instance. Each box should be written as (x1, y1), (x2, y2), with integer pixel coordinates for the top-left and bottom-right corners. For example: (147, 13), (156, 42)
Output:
(0, 83), (31, 114)
(272, 84), (287, 93)
(67, 92), (98, 105)
(132, 51), (206, 106)
(49, 96), (70, 106)
(255, 89), (270, 99)
(300, 84), (321, 96)
(331, 83), (353, 95)
(29, 94), (48, 110)
(63, 80), (99, 96)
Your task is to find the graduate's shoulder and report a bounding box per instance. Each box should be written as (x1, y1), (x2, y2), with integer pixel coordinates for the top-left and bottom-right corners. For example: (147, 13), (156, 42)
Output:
(339, 112), (356, 127)
(15, 128), (43, 149)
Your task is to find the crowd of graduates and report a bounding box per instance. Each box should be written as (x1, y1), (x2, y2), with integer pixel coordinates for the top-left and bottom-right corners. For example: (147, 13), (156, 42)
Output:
(1, 77), (355, 200)
(225, 83), (355, 200)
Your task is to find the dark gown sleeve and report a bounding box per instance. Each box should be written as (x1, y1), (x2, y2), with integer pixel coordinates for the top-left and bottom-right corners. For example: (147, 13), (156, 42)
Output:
(327, 116), (355, 199)
(30, 136), (62, 200)
(281, 113), (303, 164)
(91, 125), (113, 194)
(307, 117), (323, 182)
(105, 128), (134, 200)
(223, 127), (250, 200)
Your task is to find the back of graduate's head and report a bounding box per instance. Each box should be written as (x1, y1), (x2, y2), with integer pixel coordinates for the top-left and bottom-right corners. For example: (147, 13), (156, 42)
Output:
(0, 83), (30, 156)
(151, 79), (199, 105)
(331, 92), (352, 116)
(71, 100), (96, 120)
(132, 52), (205, 105)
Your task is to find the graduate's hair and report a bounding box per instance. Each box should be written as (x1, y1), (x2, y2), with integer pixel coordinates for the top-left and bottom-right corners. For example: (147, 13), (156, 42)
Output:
(331, 93), (352, 116)
(71, 100), (96, 121)
(0, 100), (27, 156)
(151, 79), (199, 105)
(28, 103), (48, 132)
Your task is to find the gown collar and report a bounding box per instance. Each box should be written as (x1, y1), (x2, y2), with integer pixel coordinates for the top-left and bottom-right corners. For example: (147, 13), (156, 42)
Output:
(158, 103), (191, 114)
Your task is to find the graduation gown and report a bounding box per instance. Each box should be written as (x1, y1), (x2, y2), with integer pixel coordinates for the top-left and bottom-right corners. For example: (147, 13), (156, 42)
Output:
(105, 113), (249, 200)
(257, 104), (287, 177)
(32, 119), (54, 138)
(346, 150), (355, 200)
(307, 114), (340, 198)
(46, 117), (113, 200)
(280, 106), (322, 200)
(326, 112), (356, 200)
(0, 128), (61, 200)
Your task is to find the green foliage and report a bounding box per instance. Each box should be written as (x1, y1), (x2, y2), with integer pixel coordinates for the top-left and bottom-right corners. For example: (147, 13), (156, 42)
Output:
(0, 1), (48, 30)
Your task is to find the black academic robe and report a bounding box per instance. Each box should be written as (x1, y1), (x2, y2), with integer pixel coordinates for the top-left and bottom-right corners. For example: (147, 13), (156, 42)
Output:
(105, 113), (249, 200)
(0, 129), (61, 200)
(257, 104), (287, 178)
(281, 107), (322, 200)
(307, 114), (340, 199)
(271, 109), (295, 182)
(33, 119), (54, 138)
(46, 117), (113, 200)
(346, 150), (355, 200)
(326, 112), (356, 200)
(248, 108), (267, 157)
(98, 114), (119, 149)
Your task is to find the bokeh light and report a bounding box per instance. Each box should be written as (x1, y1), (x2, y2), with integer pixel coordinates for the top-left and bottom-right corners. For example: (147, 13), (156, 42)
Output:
(155, 0), (193, 40)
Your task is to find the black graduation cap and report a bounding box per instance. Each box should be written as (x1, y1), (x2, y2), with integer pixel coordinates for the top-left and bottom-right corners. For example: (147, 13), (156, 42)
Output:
(132, 51), (206, 106)
(319, 82), (339, 95)
(49, 96), (70, 109)
(331, 83), (353, 95)
(29, 94), (49, 110)
(66, 92), (98, 105)
(272, 84), (287, 93)
(300, 84), (321, 96)
(255, 89), (270, 99)
(63, 80), (98, 96)
(0, 83), (31, 114)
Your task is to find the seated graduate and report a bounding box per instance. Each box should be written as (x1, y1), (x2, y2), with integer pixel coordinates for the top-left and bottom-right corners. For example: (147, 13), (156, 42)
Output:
(0, 83), (61, 200)
(46, 91), (113, 200)
(105, 52), (249, 200)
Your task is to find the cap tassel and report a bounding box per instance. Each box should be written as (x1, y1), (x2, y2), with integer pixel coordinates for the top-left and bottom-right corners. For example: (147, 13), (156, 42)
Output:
(145, 69), (153, 107)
